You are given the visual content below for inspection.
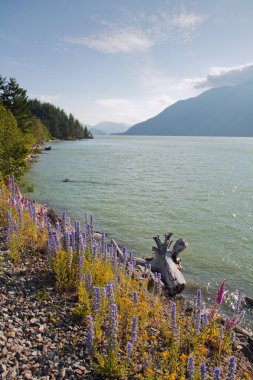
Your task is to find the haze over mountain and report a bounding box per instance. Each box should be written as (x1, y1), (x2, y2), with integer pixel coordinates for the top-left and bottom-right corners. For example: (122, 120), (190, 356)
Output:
(89, 127), (108, 136)
(125, 81), (253, 136)
(92, 121), (130, 135)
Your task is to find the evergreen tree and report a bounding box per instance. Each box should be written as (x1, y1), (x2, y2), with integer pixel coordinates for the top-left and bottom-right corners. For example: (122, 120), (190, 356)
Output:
(0, 76), (32, 134)
(0, 104), (28, 180)
(28, 99), (93, 140)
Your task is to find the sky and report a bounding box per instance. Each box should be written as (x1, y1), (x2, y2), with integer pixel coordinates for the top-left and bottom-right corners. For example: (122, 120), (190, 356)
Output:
(1, 0), (253, 126)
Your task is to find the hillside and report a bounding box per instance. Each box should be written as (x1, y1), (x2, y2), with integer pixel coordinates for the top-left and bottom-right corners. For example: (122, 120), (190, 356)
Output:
(125, 81), (253, 136)
(29, 99), (93, 140)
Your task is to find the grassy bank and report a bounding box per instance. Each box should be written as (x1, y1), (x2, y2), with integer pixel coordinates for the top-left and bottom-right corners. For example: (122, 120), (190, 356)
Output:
(1, 178), (253, 379)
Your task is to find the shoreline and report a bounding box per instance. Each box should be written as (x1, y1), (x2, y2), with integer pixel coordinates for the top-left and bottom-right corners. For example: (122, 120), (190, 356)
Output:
(23, 189), (253, 336)
(1, 185), (253, 378)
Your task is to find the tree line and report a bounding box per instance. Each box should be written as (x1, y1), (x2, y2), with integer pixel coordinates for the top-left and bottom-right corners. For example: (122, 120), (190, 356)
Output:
(29, 99), (93, 140)
(0, 75), (93, 182)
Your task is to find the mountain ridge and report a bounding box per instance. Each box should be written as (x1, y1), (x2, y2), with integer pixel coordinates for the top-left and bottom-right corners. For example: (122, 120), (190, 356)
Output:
(125, 81), (253, 136)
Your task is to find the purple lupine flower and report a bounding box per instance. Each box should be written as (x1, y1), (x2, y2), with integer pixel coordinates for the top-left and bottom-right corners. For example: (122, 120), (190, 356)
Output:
(195, 307), (202, 333)
(200, 362), (207, 380)
(75, 221), (81, 253)
(116, 274), (121, 283)
(237, 310), (246, 324)
(187, 356), (195, 379)
(106, 303), (119, 351)
(55, 222), (61, 231)
(46, 223), (57, 256)
(92, 244), (97, 258)
(31, 204), (37, 223)
(213, 367), (221, 380)
(150, 347), (155, 362)
(201, 312), (209, 327)
(231, 331), (236, 345)
(216, 280), (226, 305)
(197, 289), (202, 309)
(127, 341), (133, 362)
(86, 223), (91, 245)
(82, 232), (86, 248)
(133, 291), (138, 304)
(127, 260), (134, 276)
(92, 286), (102, 314)
(111, 244), (117, 264)
(86, 315), (94, 356)
(170, 303), (177, 332)
(106, 283), (115, 303)
(225, 356), (236, 380)
(131, 317), (138, 343)
(226, 317), (236, 330)
(63, 230), (69, 251)
(16, 203), (23, 225)
(219, 327), (224, 341)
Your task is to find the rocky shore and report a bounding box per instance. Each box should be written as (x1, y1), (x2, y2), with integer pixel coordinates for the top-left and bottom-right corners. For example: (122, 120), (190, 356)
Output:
(0, 227), (94, 380)
(1, 221), (253, 379)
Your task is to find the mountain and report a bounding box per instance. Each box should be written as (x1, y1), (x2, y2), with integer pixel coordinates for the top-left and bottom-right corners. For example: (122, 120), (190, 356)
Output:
(92, 121), (130, 134)
(125, 81), (253, 136)
(90, 127), (108, 135)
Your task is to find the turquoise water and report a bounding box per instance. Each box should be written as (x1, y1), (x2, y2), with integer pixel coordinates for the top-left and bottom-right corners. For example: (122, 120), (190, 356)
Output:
(25, 136), (253, 330)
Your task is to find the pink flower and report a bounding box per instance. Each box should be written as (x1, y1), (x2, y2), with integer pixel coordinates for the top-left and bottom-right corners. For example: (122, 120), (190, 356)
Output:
(210, 308), (217, 320)
(216, 280), (226, 305)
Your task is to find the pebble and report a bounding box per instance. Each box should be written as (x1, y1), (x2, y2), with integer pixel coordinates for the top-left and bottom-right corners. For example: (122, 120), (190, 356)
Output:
(0, 233), (91, 379)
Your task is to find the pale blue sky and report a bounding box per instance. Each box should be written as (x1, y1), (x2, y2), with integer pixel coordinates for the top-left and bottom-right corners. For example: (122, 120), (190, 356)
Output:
(1, 0), (253, 125)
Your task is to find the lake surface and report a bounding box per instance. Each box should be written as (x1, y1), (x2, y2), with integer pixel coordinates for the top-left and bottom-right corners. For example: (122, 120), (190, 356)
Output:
(25, 136), (253, 330)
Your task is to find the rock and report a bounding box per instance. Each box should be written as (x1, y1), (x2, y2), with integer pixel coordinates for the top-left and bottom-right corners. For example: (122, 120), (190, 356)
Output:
(0, 364), (7, 373)
(6, 331), (15, 338)
(245, 296), (253, 307)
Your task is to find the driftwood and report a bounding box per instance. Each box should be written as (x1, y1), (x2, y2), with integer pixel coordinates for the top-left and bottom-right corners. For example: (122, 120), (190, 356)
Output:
(112, 232), (188, 296)
(149, 233), (188, 295)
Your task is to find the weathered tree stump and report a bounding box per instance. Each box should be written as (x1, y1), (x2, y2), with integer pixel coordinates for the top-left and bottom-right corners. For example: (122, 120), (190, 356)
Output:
(150, 233), (188, 296)
(111, 232), (188, 296)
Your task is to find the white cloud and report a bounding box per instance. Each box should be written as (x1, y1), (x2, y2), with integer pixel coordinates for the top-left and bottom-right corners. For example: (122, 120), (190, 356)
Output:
(170, 12), (204, 29)
(66, 10), (205, 54)
(92, 95), (174, 125)
(193, 62), (253, 89)
(66, 27), (153, 53)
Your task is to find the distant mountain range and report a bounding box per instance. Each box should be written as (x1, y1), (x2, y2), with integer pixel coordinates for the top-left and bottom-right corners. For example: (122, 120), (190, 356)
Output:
(125, 81), (253, 136)
(91, 121), (130, 135)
